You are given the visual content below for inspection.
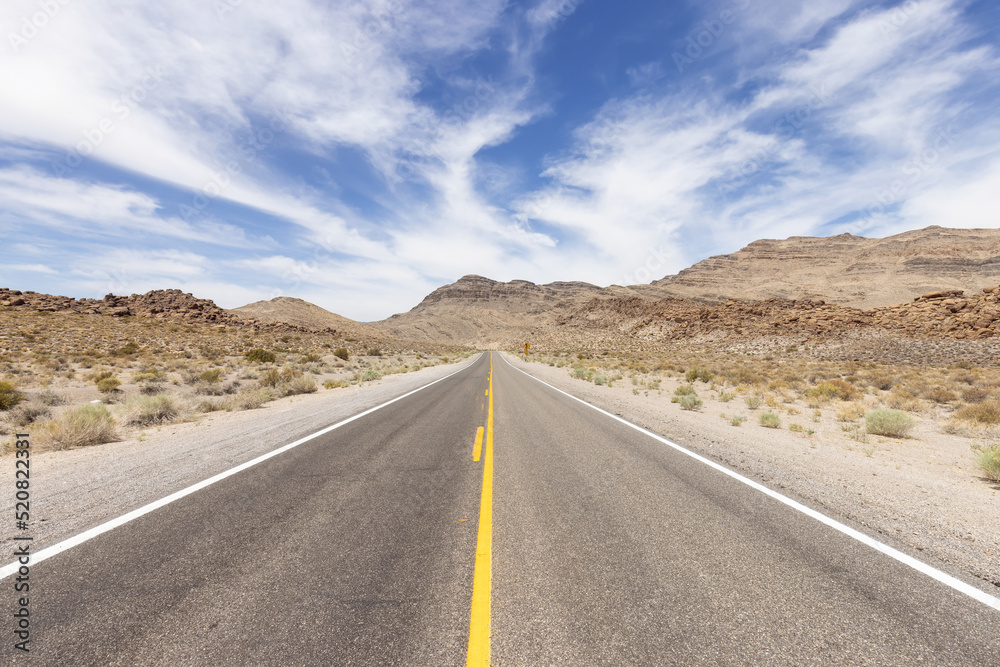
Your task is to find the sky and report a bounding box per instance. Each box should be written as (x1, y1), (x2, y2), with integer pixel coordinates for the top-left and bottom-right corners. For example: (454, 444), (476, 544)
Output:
(0, 0), (998, 321)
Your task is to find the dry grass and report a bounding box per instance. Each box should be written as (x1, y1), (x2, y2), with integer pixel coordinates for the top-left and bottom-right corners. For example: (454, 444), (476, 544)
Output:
(865, 408), (916, 438)
(759, 411), (781, 428)
(38, 404), (119, 450)
(835, 402), (866, 422)
(281, 375), (318, 396)
(972, 443), (1000, 482)
(954, 400), (1000, 425)
(0, 380), (24, 410)
(120, 394), (184, 427)
(7, 402), (51, 426)
(225, 388), (275, 411)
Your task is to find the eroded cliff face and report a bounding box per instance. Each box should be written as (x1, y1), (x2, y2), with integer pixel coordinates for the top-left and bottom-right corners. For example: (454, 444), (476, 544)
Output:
(366, 226), (1000, 348)
(654, 226), (1000, 308)
(0, 288), (240, 324)
(371, 276), (614, 347)
(229, 296), (384, 339)
(414, 275), (603, 311)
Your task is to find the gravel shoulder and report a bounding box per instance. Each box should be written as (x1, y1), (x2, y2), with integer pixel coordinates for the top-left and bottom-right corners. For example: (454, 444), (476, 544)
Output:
(502, 353), (1000, 597)
(0, 354), (481, 553)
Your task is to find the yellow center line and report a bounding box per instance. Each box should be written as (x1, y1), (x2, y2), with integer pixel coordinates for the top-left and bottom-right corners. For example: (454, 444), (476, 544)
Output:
(467, 352), (494, 666)
(472, 426), (484, 462)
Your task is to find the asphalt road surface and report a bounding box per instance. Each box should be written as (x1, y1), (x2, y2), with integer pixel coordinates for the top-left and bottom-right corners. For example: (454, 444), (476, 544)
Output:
(5, 352), (999, 665)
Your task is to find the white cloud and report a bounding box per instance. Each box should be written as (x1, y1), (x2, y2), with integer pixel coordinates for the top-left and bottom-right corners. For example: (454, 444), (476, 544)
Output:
(0, 0), (513, 256)
(0, 263), (58, 275)
(517, 0), (1000, 279)
(0, 166), (253, 246)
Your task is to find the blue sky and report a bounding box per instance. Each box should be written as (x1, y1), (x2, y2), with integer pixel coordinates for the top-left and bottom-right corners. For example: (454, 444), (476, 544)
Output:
(1, 0), (998, 320)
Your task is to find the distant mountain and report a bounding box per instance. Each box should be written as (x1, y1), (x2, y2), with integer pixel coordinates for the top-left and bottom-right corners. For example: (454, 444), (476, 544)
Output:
(369, 226), (1000, 346)
(653, 226), (1000, 308)
(229, 296), (384, 340)
(369, 275), (654, 348)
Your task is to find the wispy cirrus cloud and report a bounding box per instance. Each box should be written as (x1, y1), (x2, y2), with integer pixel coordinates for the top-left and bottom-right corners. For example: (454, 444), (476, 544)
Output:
(516, 0), (1000, 276)
(0, 0), (997, 319)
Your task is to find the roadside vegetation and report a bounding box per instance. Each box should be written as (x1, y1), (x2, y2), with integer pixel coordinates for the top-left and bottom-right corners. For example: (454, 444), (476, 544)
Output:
(517, 346), (1000, 484)
(0, 309), (474, 452)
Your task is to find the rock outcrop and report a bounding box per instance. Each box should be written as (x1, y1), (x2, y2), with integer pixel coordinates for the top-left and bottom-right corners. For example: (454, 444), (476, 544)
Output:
(653, 226), (1000, 308)
(566, 286), (1000, 342)
(229, 296), (384, 339)
(0, 288), (239, 323)
(0, 288), (380, 339)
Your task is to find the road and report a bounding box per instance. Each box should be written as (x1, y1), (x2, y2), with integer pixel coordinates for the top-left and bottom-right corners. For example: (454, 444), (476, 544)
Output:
(5, 352), (999, 665)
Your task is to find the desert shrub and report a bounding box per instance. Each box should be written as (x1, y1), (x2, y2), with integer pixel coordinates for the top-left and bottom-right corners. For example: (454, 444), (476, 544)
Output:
(922, 387), (957, 404)
(951, 360), (974, 370)
(96, 377), (122, 394)
(283, 375), (318, 396)
(868, 372), (895, 390)
(744, 395), (762, 410)
(39, 404), (118, 450)
(200, 368), (224, 384)
(333, 348), (350, 361)
(35, 389), (67, 406)
(259, 369), (288, 388)
(865, 408), (916, 437)
(807, 379), (859, 401)
(8, 402), (50, 426)
(730, 367), (762, 386)
(954, 400), (1000, 425)
(886, 388), (921, 412)
(789, 423), (805, 432)
(243, 347), (277, 364)
(195, 399), (221, 413)
(131, 371), (162, 384)
(139, 383), (164, 396)
(245, 349), (276, 364)
(226, 388), (274, 411)
(323, 380), (344, 389)
(593, 374), (608, 386)
(730, 414), (745, 426)
(951, 372), (977, 385)
(121, 394), (182, 426)
(686, 367), (714, 383)
(367, 348), (382, 357)
(0, 381), (25, 411)
(759, 412), (781, 428)
(962, 386), (991, 404)
(361, 369), (382, 382)
(112, 341), (141, 357)
(972, 444), (1000, 482)
(718, 391), (734, 402)
(835, 402), (866, 422)
(674, 385), (697, 396)
(678, 394), (703, 411)
(195, 382), (226, 396)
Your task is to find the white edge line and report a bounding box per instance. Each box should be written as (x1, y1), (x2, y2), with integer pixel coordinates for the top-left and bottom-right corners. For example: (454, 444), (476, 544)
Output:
(0, 354), (482, 580)
(497, 352), (1000, 613)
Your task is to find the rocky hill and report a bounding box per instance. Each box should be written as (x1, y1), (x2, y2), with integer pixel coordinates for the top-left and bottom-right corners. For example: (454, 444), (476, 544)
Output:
(653, 226), (1000, 308)
(369, 226), (1000, 347)
(370, 275), (633, 348)
(229, 296), (383, 340)
(566, 286), (1000, 342)
(0, 288), (384, 341)
(0, 288), (243, 324)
